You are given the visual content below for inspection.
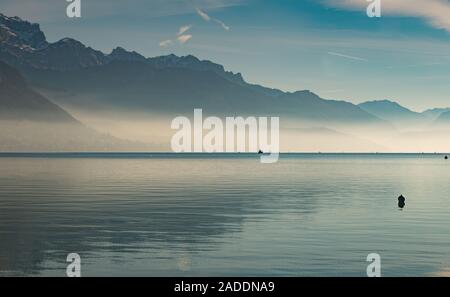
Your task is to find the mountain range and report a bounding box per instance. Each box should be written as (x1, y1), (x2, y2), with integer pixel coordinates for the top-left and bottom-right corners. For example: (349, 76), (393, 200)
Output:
(0, 60), (75, 122)
(1, 12), (449, 152)
(0, 60), (149, 151)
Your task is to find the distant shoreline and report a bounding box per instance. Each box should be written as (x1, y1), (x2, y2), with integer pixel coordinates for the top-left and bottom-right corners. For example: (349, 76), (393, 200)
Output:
(0, 152), (448, 159)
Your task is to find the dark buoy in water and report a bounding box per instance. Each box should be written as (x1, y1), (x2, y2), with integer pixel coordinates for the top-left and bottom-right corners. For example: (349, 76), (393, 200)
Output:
(398, 195), (406, 209)
(445, 156), (448, 160)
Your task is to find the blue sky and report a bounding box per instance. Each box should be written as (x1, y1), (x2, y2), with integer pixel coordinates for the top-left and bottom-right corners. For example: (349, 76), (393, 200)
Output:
(1, 0), (450, 111)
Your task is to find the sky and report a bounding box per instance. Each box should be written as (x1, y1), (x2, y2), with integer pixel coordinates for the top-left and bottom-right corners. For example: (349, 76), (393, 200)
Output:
(1, 0), (450, 111)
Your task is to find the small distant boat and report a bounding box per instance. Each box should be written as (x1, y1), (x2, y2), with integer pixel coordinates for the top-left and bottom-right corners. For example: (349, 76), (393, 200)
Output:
(258, 150), (271, 156)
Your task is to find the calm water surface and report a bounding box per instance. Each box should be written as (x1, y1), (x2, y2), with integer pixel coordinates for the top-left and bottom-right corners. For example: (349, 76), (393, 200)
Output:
(0, 153), (449, 276)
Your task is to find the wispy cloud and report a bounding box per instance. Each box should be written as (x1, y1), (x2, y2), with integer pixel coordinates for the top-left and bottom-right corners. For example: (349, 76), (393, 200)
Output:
(178, 25), (192, 36)
(214, 19), (230, 31)
(177, 34), (193, 44)
(196, 8), (211, 21)
(324, 0), (450, 33)
(159, 39), (173, 47)
(160, 25), (192, 47)
(327, 51), (368, 62)
(196, 8), (230, 31)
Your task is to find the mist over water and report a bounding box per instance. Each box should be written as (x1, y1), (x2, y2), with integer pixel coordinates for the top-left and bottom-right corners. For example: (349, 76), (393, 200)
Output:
(12, 104), (450, 154)
(0, 153), (449, 276)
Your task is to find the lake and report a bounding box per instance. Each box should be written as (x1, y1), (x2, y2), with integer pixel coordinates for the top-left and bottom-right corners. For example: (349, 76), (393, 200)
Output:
(0, 153), (449, 276)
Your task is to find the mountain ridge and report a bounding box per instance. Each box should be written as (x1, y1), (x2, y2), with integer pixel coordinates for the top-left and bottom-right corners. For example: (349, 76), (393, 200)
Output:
(434, 111), (450, 127)
(358, 100), (428, 128)
(0, 14), (392, 129)
(0, 60), (77, 122)
(0, 60), (150, 151)
(6, 13), (450, 152)
(1, 13), (448, 119)
(0, 13), (250, 87)
(423, 107), (450, 120)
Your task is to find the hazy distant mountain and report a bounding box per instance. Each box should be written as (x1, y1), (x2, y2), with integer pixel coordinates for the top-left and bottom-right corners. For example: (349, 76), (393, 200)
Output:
(0, 60), (76, 122)
(422, 108), (450, 120)
(433, 111), (450, 127)
(281, 91), (384, 125)
(358, 100), (427, 127)
(30, 60), (278, 113)
(0, 61), (148, 151)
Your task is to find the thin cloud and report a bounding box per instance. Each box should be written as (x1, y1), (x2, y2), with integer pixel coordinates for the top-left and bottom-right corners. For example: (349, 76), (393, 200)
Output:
(178, 25), (192, 36)
(324, 0), (450, 33)
(160, 25), (193, 47)
(214, 19), (230, 31)
(159, 40), (173, 47)
(196, 8), (211, 21)
(196, 8), (230, 31)
(327, 51), (368, 62)
(177, 34), (193, 44)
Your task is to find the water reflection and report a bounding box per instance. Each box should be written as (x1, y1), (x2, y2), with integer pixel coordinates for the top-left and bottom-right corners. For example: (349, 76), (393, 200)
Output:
(0, 154), (450, 276)
(0, 157), (325, 275)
